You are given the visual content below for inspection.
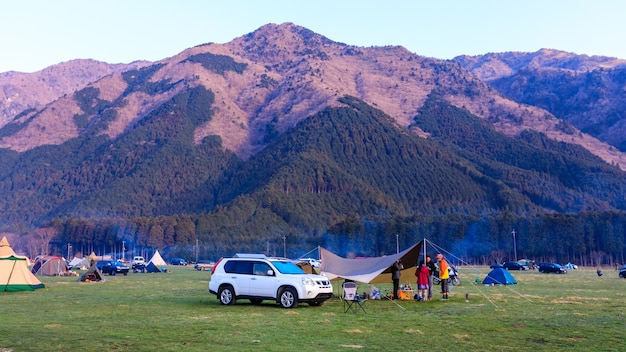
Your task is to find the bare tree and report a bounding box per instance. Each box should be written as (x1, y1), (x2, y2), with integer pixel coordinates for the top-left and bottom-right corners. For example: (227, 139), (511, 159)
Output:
(32, 227), (58, 256)
(489, 249), (507, 265)
(590, 251), (607, 267)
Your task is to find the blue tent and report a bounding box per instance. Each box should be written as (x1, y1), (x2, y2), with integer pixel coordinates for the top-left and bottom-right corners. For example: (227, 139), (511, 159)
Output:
(483, 267), (517, 285)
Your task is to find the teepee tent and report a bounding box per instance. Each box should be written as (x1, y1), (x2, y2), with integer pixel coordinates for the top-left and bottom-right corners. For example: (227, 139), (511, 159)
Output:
(320, 240), (422, 284)
(483, 267), (517, 285)
(147, 250), (167, 267)
(77, 261), (105, 282)
(0, 237), (45, 291)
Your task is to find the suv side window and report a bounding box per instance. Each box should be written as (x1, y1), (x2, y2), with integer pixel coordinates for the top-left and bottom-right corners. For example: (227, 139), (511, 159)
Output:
(224, 260), (253, 275)
(253, 262), (272, 276)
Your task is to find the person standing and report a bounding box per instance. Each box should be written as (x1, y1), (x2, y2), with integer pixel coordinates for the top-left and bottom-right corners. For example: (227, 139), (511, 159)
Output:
(415, 260), (430, 301)
(436, 253), (449, 300)
(391, 259), (403, 299)
(425, 255), (437, 300)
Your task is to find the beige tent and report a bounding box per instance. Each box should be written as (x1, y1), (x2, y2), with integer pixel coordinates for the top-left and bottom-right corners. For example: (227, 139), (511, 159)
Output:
(319, 240), (422, 284)
(148, 250), (167, 266)
(0, 237), (45, 291)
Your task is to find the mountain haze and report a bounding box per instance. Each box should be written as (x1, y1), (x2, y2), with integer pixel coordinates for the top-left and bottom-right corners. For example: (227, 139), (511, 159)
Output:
(455, 49), (626, 153)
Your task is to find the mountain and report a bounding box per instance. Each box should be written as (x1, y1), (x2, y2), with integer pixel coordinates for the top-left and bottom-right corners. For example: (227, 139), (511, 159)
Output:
(454, 49), (626, 152)
(0, 59), (150, 127)
(0, 23), (625, 241)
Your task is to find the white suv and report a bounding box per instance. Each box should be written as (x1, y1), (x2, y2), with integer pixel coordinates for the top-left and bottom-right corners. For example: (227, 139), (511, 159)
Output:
(208, 255), (333, 308)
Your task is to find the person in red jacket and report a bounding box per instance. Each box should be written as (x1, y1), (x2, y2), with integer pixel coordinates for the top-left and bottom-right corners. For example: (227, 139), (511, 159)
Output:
(436, 253), (450, 300)
(415, 260), (430, 301)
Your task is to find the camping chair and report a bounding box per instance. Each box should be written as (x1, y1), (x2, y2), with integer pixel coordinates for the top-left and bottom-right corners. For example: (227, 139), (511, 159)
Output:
(342, 281), (366, 313)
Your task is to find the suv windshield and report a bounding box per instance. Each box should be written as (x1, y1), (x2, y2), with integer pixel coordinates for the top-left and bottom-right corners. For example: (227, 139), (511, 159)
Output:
(271, 261), (306, 274)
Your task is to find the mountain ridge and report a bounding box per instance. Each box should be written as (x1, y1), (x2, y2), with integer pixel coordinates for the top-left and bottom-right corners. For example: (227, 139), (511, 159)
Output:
(2, 23), (624, 169)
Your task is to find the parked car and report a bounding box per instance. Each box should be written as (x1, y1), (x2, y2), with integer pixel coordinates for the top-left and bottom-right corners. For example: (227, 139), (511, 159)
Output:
(96, 260), (130, 276)
(170, 258), (188, 266)
(537, 262), (567, 274)
(194, 260), (215, 271)
(489, 263), (504, 269)
(208, 254), (333, 308)
(297, 258), (321, 268)
(502, 262), (530, 270)
(619, 265), (626, 278)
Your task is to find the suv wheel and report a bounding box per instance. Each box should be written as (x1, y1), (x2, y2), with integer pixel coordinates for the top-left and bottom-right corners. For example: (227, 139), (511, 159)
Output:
(218, 285), (236, 305)
(279, 287), (298, 308)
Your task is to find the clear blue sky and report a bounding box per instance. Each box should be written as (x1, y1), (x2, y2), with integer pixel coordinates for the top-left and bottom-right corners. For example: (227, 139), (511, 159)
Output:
(2, 0), (625, 73)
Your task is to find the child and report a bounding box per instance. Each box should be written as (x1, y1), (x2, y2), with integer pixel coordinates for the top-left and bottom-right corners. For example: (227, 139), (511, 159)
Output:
(415, 260), (430, 301)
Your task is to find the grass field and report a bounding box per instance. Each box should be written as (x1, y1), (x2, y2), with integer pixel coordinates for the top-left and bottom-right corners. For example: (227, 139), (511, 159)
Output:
(1, 266), (624, 352)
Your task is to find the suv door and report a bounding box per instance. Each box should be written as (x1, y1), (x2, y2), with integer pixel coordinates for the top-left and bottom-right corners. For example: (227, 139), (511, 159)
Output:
(250, 262), (277, 298)
(223, 260), (253, 296)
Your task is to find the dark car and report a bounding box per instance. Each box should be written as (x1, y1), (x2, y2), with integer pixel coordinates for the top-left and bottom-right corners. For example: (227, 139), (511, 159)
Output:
(537, 262), (567, 274)
(490, 263), (504, 269)
(171, 258), (188, 266)
(619, 265), (626, 278)
(97, 260), (130, 276)
(503, 262), (530, 270)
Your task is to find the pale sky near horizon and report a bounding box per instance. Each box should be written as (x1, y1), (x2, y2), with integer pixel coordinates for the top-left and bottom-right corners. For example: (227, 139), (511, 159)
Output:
(2, 0), (625, 73)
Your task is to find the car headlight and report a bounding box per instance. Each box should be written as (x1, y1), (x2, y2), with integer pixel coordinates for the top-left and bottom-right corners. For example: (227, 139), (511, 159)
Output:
(302, 277), (315, 286)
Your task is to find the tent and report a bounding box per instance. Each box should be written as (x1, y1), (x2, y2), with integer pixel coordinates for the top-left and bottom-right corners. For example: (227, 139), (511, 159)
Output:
(68, 257), (90, 270)
(296, 261), (320, 275)
(147, 250), (167, 267)
(31, 255), (69, 276)
(146, 261), (167, 273)
(0, 236), (45, 291)
(320, 240), (422, 284)
(77, 262), (105, 282)
(483, 267), (517, 285)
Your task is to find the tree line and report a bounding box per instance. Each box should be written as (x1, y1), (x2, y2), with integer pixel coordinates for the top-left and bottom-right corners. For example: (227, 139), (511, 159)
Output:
(4, 210), (623, 268)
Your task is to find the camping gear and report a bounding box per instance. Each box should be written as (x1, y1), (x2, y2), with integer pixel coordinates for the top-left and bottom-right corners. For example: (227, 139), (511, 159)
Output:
(0, 236), (45, 291)
(342, 281), (366, 313)
(482, 267), (517, 285)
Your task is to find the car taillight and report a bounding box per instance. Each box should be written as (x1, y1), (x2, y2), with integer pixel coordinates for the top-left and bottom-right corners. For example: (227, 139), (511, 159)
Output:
(211, 257), (222, 275)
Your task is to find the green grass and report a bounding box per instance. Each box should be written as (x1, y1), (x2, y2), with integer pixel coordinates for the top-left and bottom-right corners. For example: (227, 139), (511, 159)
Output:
(1, 267), (624, 352)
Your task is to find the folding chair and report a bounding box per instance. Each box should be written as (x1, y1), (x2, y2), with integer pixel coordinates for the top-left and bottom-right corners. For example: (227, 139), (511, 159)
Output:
(342, 281), (366, 313)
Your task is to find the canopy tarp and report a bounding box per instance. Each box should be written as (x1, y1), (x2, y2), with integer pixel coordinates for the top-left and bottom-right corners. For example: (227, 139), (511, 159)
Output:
(320, 240), (422, 284)
(0, 236), (45, 291)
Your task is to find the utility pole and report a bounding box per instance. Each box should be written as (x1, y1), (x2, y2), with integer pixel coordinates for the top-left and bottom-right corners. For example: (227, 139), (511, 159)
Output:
(396, 234), (399, 254)
(282, 236), (286, 258)
(512, 230), (517, 261)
